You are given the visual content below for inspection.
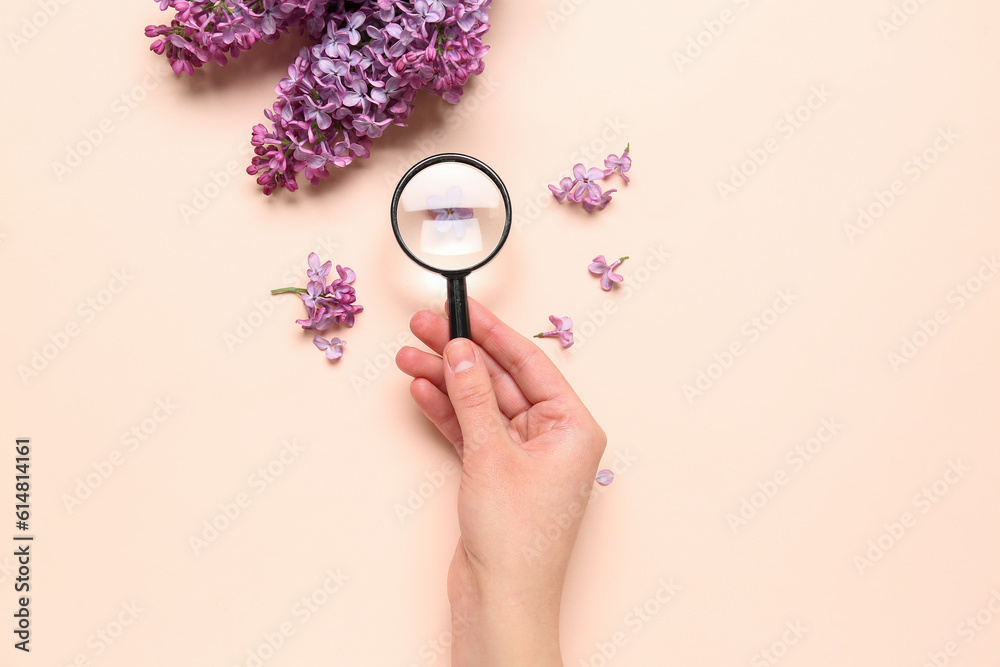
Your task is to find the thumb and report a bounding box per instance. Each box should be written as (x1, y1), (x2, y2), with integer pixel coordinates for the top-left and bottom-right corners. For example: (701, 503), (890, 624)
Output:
(443, 338), (508, 459)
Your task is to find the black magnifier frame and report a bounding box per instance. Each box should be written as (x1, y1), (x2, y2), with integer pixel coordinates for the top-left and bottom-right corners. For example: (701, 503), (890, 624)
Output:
(390, 153), (512, 340)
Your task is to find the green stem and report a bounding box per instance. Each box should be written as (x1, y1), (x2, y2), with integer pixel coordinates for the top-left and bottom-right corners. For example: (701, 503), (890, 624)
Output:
(270, 287), (306, 296)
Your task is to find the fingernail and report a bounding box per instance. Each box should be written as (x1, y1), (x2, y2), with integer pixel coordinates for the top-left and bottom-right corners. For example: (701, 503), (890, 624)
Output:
(447, 339), (476, 373)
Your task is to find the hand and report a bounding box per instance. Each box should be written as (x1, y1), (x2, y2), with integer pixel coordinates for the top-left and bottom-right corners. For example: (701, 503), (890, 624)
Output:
(396, 299), (607, 667)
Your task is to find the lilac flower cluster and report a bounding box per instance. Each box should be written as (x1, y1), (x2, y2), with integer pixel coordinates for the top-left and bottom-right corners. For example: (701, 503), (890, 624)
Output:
(145, 1), (328, 75)
(549, 144), (632, 212)
(147, 1), (492, 195)
(271, 253), (363, 361)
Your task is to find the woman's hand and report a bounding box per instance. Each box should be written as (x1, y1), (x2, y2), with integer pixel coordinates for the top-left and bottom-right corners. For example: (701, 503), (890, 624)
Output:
(396, 299), (607, 667)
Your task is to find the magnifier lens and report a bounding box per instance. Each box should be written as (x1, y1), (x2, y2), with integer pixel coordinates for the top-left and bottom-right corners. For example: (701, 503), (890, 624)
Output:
(391, 154), (511, 340)
(394, 161), (507, 273)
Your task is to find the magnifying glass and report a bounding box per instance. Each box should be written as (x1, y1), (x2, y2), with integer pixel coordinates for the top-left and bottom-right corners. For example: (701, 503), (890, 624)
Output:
(390, 154), (512, 340)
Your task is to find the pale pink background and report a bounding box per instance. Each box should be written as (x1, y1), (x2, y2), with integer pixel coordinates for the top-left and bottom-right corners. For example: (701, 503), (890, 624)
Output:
(3, 1), (1000, 665)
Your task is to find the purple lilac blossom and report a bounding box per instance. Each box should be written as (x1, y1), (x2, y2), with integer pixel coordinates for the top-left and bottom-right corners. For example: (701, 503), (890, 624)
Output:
(547, 176), (575, 202)
(572, 163), (605, 202)
(306, 251), (332, 282)
(533, 315), (574, 348)
(428, 185), (474, 238)
(582, 188), (616, 212)
(147, 1), (493, 195)
(313, 335), (346, 360)
(604, 144), (631, 183)
(588, 255), (628, 291)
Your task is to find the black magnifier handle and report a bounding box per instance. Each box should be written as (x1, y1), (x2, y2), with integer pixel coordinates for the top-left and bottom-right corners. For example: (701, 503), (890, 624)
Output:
(447, 275), (471, 340)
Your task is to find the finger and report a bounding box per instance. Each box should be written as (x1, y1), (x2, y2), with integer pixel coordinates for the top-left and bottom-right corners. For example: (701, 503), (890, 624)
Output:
(396, 346), (446, 388)
(442, 339), (511, 463)
(467, 298), (575, 405)
(409, 378), (463, 457)
(398, 346), (513, 433)
(409, 311), (532, 416)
